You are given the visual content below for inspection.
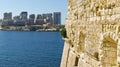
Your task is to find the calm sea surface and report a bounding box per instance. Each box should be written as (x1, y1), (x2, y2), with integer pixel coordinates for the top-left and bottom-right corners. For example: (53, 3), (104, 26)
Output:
(0, 31), (64, 67)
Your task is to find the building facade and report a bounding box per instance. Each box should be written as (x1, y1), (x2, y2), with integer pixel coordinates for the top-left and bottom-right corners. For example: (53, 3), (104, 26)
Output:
(3, 12), (12, 20)
(42, 13), (53, 24)
(61, 0), (120, 67)
(20, 12), (28, 25)
(2, 12), (13, 26)
(35, 14), (44, 25)
(20, 11), (28, 20)
(13, 15), (25, 26)
(29, 14), (35, 25)
(53, 12), (61, 25)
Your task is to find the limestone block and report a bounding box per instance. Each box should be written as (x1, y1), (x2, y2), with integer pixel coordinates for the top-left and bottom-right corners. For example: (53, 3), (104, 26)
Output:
(109, 58), (115, 64)
(67, 50), (77, 67)
(114, 7), (120, 14)
(103, 47), (110, 51)
(105, 64), (112, 67)
(111, 58), (117, 66)
(60, 42), (70, 67)
(84, 63), (92, 67)
(108, 51), (117, 57)
(106, 51), (111, 56)
(103, 57), (109, 63)
(78, 58), (92, 67)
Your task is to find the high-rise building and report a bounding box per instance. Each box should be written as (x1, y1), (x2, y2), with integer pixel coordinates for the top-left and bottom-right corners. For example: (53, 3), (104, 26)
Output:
(13, 16), (25, 26)
(20, 11), (28, 25)
(2, 12), (13, 26)
(36, 14), (42, 19)
(20, 11), (28, 20)
(3, 12), (12, 20)
(53, 12), (61, 25)
(42, 13), (53, 24)
(13, 16), (21, 20)
(35, 14), (44, 25)
(29, 14), (35, 19)
(29, 14), (35, 25)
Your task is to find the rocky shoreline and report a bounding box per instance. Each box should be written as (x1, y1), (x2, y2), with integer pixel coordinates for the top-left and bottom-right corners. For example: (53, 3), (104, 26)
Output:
(1, 25), (63, 32)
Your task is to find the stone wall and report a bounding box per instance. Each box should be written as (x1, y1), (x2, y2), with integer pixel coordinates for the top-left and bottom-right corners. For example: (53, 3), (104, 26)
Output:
(61, 0), (120, 67)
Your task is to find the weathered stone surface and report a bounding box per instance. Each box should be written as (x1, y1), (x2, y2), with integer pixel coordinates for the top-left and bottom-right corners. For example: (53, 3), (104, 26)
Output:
(67, 50), (77, 67)
(61, 0), (120, 67)
(60, 42), (70, 67)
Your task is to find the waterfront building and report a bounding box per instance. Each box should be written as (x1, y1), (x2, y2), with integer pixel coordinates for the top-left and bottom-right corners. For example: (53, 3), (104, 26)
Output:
(3, 12), (12, 20)
(36, 14), (42, 19)
(53, 12), (61, 25)
(14, 20), (25, 26)
(20, 11), (28, 25)
(2, 20), (14, 26)
(13, 16), (25, 26)
(29, 14), (35, 19)
(29, 14), (35, 25)
(35, 19), (44, 25)
(42, 13), (53, 24)
(35, 14), (44, 25)
(20, 11), (28, 20)
(2, 12), (14, 26)
(13, 16), (21, 20)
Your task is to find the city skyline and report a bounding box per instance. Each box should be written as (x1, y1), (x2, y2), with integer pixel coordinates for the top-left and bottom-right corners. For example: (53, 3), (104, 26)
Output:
(2, 11), (61, 26)
(0, 0), (67, 24)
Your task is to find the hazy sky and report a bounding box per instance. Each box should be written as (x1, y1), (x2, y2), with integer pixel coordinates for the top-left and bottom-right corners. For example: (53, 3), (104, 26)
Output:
(0, 0), (68, 24)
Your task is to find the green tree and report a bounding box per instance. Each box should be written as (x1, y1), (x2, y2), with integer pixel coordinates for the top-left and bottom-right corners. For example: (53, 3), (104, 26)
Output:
(60, 28), (67, 38)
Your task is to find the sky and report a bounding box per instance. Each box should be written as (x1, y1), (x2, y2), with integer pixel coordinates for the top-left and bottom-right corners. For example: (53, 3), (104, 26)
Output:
(0, 0), (68, 24)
